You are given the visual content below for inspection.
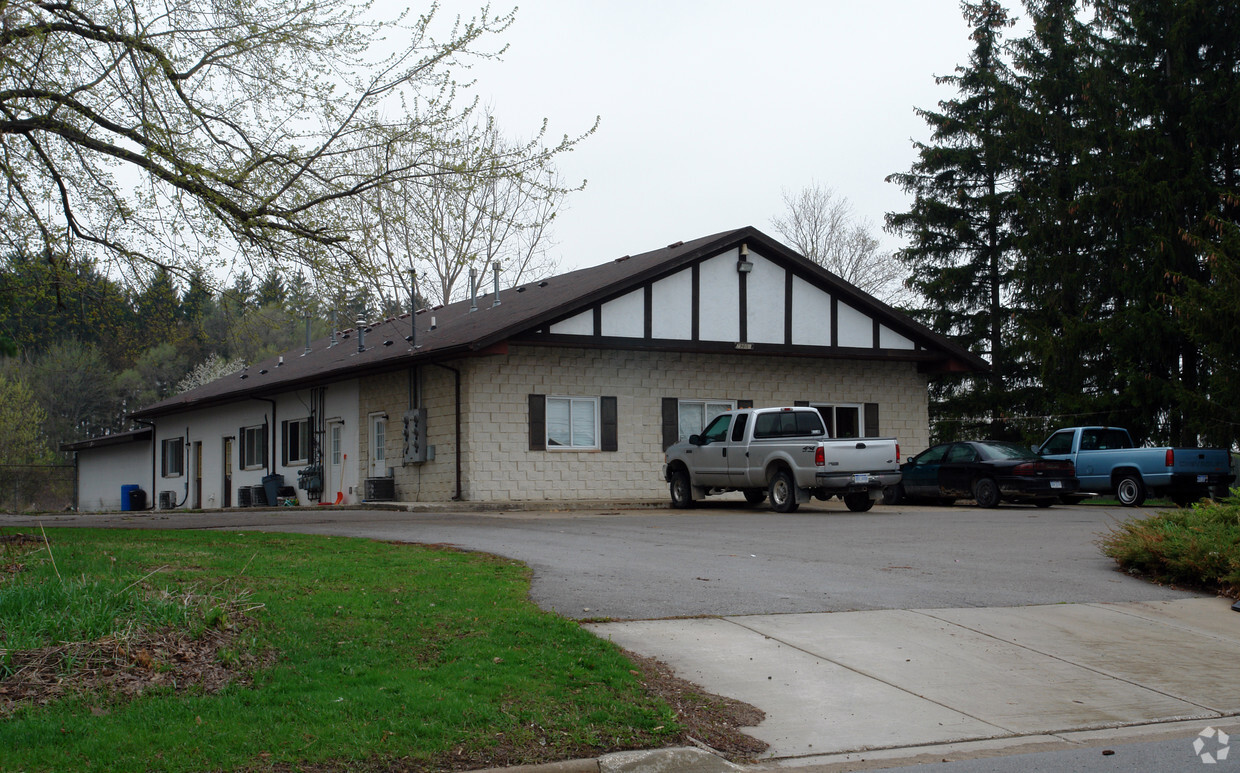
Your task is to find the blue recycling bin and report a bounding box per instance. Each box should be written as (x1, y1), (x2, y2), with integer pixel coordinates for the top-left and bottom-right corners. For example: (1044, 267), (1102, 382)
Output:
(121, 484), (140, 512)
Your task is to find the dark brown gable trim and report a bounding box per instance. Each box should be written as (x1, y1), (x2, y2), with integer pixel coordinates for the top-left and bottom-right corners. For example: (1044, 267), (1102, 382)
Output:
(784, 270), (794, 346)
(592, 306), (602, 336)
(830, 296), (839, 348)
(529, 394), (546, 451)
(644, 285), (653, 339)
(738, 268), (748, 343)
(691, 263), (700, 341)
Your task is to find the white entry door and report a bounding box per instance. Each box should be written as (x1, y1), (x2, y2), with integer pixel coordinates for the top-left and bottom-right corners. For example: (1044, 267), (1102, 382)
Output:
(327, 421), (343, 500)
(369, 414), (387, 477)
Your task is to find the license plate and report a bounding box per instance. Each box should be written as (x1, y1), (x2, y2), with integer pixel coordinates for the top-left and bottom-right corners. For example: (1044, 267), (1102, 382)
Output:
(1197, 475), (1208, 483)
(1051, 481), (1062, 489)
(852, 473), (869, 485)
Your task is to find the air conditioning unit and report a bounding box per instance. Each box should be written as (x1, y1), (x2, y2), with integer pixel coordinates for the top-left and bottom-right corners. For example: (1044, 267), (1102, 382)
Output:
(158, 490), (176, 509)
(249, 484), (268, 506)
(238, 486), (252, 508)
(364, 477), (396, 501)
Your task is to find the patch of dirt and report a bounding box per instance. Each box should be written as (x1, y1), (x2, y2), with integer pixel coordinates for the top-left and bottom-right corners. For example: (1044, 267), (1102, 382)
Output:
(0, 533), (45, 582)
(624, 649), (769, 760)
(0, 624), (275, 715)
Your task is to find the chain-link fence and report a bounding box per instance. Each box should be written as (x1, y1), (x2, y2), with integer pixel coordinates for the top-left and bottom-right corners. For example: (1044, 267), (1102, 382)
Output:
(0, 464), (75, 514)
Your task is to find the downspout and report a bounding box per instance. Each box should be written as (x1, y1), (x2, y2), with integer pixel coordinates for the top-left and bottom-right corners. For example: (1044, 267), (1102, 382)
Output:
(174, 425), (190, 508)
(254, 397), (277, 476)
(134, 418), (157, 510)
(432, 363), (462, 501)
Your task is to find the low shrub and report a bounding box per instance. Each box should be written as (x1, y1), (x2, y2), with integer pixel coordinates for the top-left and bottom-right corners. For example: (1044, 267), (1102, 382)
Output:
(1099, 497), (1240, 596)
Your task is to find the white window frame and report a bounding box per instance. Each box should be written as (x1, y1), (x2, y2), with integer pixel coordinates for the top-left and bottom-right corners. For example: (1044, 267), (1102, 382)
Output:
(161, 437), (184, 477)
(546, 396), (600, 450)
(811, 403), (865, 438)
(677, 400), (736, 443)
(241, 425), (267, 470)
(283, 417), (310, 466)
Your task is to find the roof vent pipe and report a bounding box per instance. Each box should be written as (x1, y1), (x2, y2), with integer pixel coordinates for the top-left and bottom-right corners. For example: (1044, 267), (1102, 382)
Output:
(303, 313), (312, 356)
(329, 309), (338, 348)
(356, 317), (365, 353)
(469, 267), (478, 312)
(408, 267), (418, 348)
(492, 261), (502, 308)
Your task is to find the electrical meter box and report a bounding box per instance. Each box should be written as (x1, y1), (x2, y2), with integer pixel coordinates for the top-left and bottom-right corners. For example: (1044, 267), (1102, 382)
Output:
(402, 408), (428, 464)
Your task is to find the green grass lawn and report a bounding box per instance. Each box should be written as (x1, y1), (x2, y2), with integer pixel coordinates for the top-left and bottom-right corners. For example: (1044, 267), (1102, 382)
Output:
(0, 528), (682, 771)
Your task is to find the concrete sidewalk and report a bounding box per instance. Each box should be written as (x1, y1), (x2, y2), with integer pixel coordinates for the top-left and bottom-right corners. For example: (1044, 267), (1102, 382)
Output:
(588, 597), (1240, 767)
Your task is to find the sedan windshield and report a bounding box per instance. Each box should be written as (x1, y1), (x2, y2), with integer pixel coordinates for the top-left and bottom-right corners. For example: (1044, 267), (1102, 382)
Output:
(973, 441), (1038, 461)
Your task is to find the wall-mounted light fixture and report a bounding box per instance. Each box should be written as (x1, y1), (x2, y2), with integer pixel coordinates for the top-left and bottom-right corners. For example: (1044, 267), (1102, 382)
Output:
(737, 243), (753, 273)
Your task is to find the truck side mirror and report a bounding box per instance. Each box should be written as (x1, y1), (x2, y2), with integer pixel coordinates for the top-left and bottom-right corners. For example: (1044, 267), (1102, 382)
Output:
(1031, 445), (1041, 454)
(689, 434), (702, 446)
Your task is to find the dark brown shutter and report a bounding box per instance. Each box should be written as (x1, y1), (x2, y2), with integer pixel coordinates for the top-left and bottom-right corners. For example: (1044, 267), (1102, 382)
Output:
(865, 403), (880, 437)
(601, 396), (618, 452)
(662, 397), (679, 451)
(529, 394), (546, 451)
(281, 421), (289, 466)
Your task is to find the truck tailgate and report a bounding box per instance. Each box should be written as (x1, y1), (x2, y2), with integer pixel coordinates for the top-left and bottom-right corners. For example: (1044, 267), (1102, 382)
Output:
(819, 437), (900, 472)
(1172, 448), (1232, 475)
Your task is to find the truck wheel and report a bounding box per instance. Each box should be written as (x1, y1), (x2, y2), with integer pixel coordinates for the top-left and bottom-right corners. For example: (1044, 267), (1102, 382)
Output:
(669, 469), (694, 509)
(743, 489), (767, 505)
(844, 492), (875, 512)
(768, 470), (800, 513)
(881, 484), (904, 506)
(1115, 475), (1146, 507)
(973, 477), (1001, 508)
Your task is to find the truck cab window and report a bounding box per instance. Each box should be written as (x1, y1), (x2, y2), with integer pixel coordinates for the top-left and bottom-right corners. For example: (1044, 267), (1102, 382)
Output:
(1042, 430), (1074, 455)
(700, 413), (731, 444)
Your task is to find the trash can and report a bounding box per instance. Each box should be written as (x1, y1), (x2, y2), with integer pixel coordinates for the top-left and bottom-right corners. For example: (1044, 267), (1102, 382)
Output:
(262, 474), (284, 509)
(121, 484), (139, 512)
(128, 488), (146, 511)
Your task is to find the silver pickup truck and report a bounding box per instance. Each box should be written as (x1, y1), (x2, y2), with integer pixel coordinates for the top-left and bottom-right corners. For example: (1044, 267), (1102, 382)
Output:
(662, 406), (901, 512)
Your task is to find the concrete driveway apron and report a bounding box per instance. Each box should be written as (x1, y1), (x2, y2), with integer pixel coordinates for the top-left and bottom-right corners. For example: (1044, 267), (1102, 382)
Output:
(587, 597), (1240, 760)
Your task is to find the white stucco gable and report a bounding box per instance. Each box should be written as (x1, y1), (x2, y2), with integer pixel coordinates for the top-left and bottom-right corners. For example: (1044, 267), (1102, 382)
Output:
(531, 242), (928, 359)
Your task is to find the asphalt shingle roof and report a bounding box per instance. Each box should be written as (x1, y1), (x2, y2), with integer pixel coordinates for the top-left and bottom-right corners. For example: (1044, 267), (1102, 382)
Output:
(133, 227), (986, 419)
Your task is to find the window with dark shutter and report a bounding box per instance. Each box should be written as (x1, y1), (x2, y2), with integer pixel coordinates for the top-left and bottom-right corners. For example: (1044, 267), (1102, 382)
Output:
(864, 403), (880, 437)
(662, 397), (679, 451)
(600, 396), (618, 452)
(529, 394), (546, 451)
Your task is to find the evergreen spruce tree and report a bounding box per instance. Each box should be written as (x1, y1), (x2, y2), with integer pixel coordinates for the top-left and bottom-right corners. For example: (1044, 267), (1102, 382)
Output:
(1087, 0), (1240, 445)
(1009, 0), (1110, 438)
(887, 0), (1023, 440)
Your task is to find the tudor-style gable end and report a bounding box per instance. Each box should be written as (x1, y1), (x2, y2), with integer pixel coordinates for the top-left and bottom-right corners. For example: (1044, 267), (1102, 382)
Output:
(517, 238), (970, 372)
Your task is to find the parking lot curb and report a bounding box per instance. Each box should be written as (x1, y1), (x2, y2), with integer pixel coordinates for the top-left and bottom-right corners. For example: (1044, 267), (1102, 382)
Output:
(467, 747), (742, 773)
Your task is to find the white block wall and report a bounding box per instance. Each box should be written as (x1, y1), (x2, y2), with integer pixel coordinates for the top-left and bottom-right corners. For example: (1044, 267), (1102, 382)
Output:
(360, 345), (930, 503)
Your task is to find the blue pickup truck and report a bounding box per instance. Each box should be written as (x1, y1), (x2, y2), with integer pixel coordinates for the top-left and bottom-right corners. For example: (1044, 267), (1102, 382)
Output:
(1035, 426), (1234, 506)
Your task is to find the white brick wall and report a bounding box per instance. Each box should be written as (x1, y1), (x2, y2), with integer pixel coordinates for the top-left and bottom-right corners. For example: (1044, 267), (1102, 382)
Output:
(360, 345), (930, 502)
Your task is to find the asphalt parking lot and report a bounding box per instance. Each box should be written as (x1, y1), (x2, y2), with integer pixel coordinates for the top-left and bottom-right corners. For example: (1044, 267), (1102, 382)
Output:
(26, 500), (1197, 620)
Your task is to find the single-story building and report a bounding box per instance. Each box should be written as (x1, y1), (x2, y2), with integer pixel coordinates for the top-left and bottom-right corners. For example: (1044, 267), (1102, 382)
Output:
(68, 227), (986, 510)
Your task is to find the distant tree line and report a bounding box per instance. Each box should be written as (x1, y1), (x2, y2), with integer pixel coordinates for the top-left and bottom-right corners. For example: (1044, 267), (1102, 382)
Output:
(887, 0), (1240, 450)
(0, 254), (392, 463)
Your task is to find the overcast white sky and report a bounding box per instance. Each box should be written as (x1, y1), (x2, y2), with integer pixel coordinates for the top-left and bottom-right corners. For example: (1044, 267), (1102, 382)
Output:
(423, 1), (987, 273)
